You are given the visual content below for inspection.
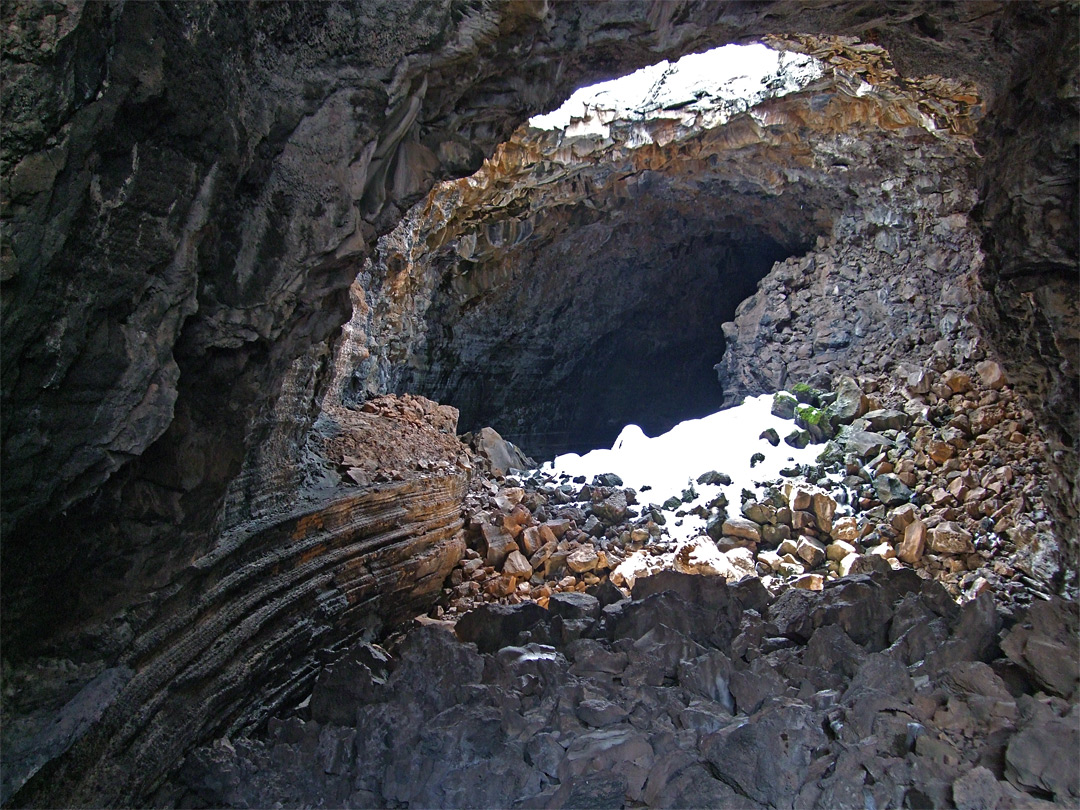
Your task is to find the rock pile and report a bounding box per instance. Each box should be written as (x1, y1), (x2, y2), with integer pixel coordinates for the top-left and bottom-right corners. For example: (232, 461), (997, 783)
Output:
(438, 360), (1069, 624)
(165, 570), (1079, 809)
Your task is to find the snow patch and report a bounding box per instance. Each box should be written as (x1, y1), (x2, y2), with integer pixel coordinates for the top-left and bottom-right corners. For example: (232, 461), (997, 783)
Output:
(541, 394), (830, 542)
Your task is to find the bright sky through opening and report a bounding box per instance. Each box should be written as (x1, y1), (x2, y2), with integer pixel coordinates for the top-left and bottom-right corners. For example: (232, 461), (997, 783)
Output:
(529, 43), (824, 132)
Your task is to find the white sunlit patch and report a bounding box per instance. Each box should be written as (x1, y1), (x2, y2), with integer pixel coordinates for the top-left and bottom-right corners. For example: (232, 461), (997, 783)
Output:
(539, 394), (844, 543)
(528, 43), (826, 138)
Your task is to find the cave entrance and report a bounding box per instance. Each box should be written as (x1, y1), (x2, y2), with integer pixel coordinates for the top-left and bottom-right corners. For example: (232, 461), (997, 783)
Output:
(358, 43), (829, 459)
(434, 219), (808, 460)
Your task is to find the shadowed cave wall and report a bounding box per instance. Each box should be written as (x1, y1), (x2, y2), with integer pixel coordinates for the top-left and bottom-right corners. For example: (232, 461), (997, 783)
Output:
(0, 2), (1076, 807)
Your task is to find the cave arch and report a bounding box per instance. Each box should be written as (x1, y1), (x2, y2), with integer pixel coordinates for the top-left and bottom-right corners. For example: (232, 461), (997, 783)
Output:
(1, 4), (1075, 807)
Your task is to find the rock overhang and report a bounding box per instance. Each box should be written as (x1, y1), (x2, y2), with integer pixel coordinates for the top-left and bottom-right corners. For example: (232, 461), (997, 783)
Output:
(335, 37), (985, 457)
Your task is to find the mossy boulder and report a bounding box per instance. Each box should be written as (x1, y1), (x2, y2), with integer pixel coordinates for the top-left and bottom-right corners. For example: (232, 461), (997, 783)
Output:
(771, 392), (797, 419)
(790, 382), (824, 406)
(784, 429), (811, 449)
(794, 403), (835, 442)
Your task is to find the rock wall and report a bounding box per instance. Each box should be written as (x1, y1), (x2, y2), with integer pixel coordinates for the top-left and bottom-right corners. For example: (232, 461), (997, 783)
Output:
(5, 396), (468, 806)
(332, 42), (985, 456)
(0, 2), (1076, 807)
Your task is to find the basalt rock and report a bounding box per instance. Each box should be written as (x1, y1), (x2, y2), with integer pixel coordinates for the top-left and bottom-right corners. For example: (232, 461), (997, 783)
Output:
(164, 568), (1078, 810)
(1, 2), (1077, 808)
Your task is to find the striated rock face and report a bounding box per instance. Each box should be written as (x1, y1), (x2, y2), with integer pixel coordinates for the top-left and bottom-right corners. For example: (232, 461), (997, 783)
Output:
(3, 394), (467, 806)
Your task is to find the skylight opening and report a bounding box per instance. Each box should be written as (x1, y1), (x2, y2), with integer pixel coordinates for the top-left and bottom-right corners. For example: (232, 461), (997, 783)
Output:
(528, 42), (826, 136)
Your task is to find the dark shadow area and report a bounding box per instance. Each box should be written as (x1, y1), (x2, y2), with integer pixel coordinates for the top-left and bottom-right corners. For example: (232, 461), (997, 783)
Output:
(403, 203), (811, 459)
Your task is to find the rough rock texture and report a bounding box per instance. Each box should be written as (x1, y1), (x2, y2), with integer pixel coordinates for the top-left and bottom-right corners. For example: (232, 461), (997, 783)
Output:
(2, 396), (468, 806)
(1, 2), (1077, 807)
(335, 40), (984, 456)
(164, 570), (1080, 810)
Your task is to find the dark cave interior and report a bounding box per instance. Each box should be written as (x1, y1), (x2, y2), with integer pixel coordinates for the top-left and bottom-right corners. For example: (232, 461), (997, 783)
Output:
(389, 193), (819, 459)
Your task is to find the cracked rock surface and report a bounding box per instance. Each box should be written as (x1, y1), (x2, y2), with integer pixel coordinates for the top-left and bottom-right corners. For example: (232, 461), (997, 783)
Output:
(164, 569), (1078, 810)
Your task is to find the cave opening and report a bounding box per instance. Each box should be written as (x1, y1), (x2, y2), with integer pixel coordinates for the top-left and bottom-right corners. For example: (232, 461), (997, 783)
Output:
(437, 221), (810, 459)
(358, 43), (828, 460)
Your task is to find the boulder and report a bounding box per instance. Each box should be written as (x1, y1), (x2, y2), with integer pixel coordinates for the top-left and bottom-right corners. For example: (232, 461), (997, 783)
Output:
(831, 375), (869, 424)
(567, 546), (599, 573)
(471, 426), (533, 475)
(928, 522), (974, 554)
(999, 599), (1080, 700)
(812, 491), (836, 533)
(1005, 704), (1080, 803)
(722, 516), (761, 543)
(841, 429), (893, 459)
(502, 550), (533, 577)
(784, 429), (810, 448)
(455, 602), (549, 653)
(941, 369), (973, 394)
(796, 536), (826, 568)
(975, 359), (1008, 389)
(548, 592), (601, 622)
(831, 516), (859, 541)
(771, 392), (797, 419)
(593, 491), (628, 524)
(795, 403), (834, 442)
(861, 408), (910, 432)
(896, 520), (927, 564)
(873, 474), (912, 506)
(481, 523), (518, 568)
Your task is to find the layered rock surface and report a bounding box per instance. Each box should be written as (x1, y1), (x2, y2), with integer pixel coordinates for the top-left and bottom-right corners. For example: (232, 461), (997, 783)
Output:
(2, 395), (468, 806)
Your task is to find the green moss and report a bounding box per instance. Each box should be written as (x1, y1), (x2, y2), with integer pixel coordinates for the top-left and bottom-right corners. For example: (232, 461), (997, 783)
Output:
(795, 403), (827, 425)
(791, 382), (823, 406)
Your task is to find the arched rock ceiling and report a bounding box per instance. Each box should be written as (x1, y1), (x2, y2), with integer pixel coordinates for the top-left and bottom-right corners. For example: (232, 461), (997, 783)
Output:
(0, 2), (1075, 806)
(337, 44), (985, 455)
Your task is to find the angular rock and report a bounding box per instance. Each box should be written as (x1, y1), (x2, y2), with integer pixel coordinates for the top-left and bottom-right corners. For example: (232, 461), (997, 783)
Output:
(831, 375), (869, 424)
(831, 516), (859, 541)
(502, 550), (533, 577)
(593, 491), (628, 524)
(701, 703), (827, 807)
(827, 540), (857, 562)
(975, 360), (1008, 389)
(795, 403), (834, 442)
(455, 602), (548, 654)
(1005, 705), (1080, 803)
(575, 698), (630, 728)
(696, 470), (732, 486)
(310, 643), (390, 725)
(792, 573), (824, 590)
(473, 427), (533, 475)
(482, 523), (518, 568)
(874, 473), (912, 506)
(548, 592), (601, 622)
(862, 408), (910, 432)
(842, 429), (893, 459)
(796, 536), (827, 568)
(722, 516), (761, 543)
(941, 369), (973, 395)
(999, 599), (1080, 700)
(567, 546), (599, 573)
(784, 428), (810, 449)
(928, 522), (975, 554)
(812, 491), (836, 533)
(896, 519), (928, 564)
(771, 392), (797, 419)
